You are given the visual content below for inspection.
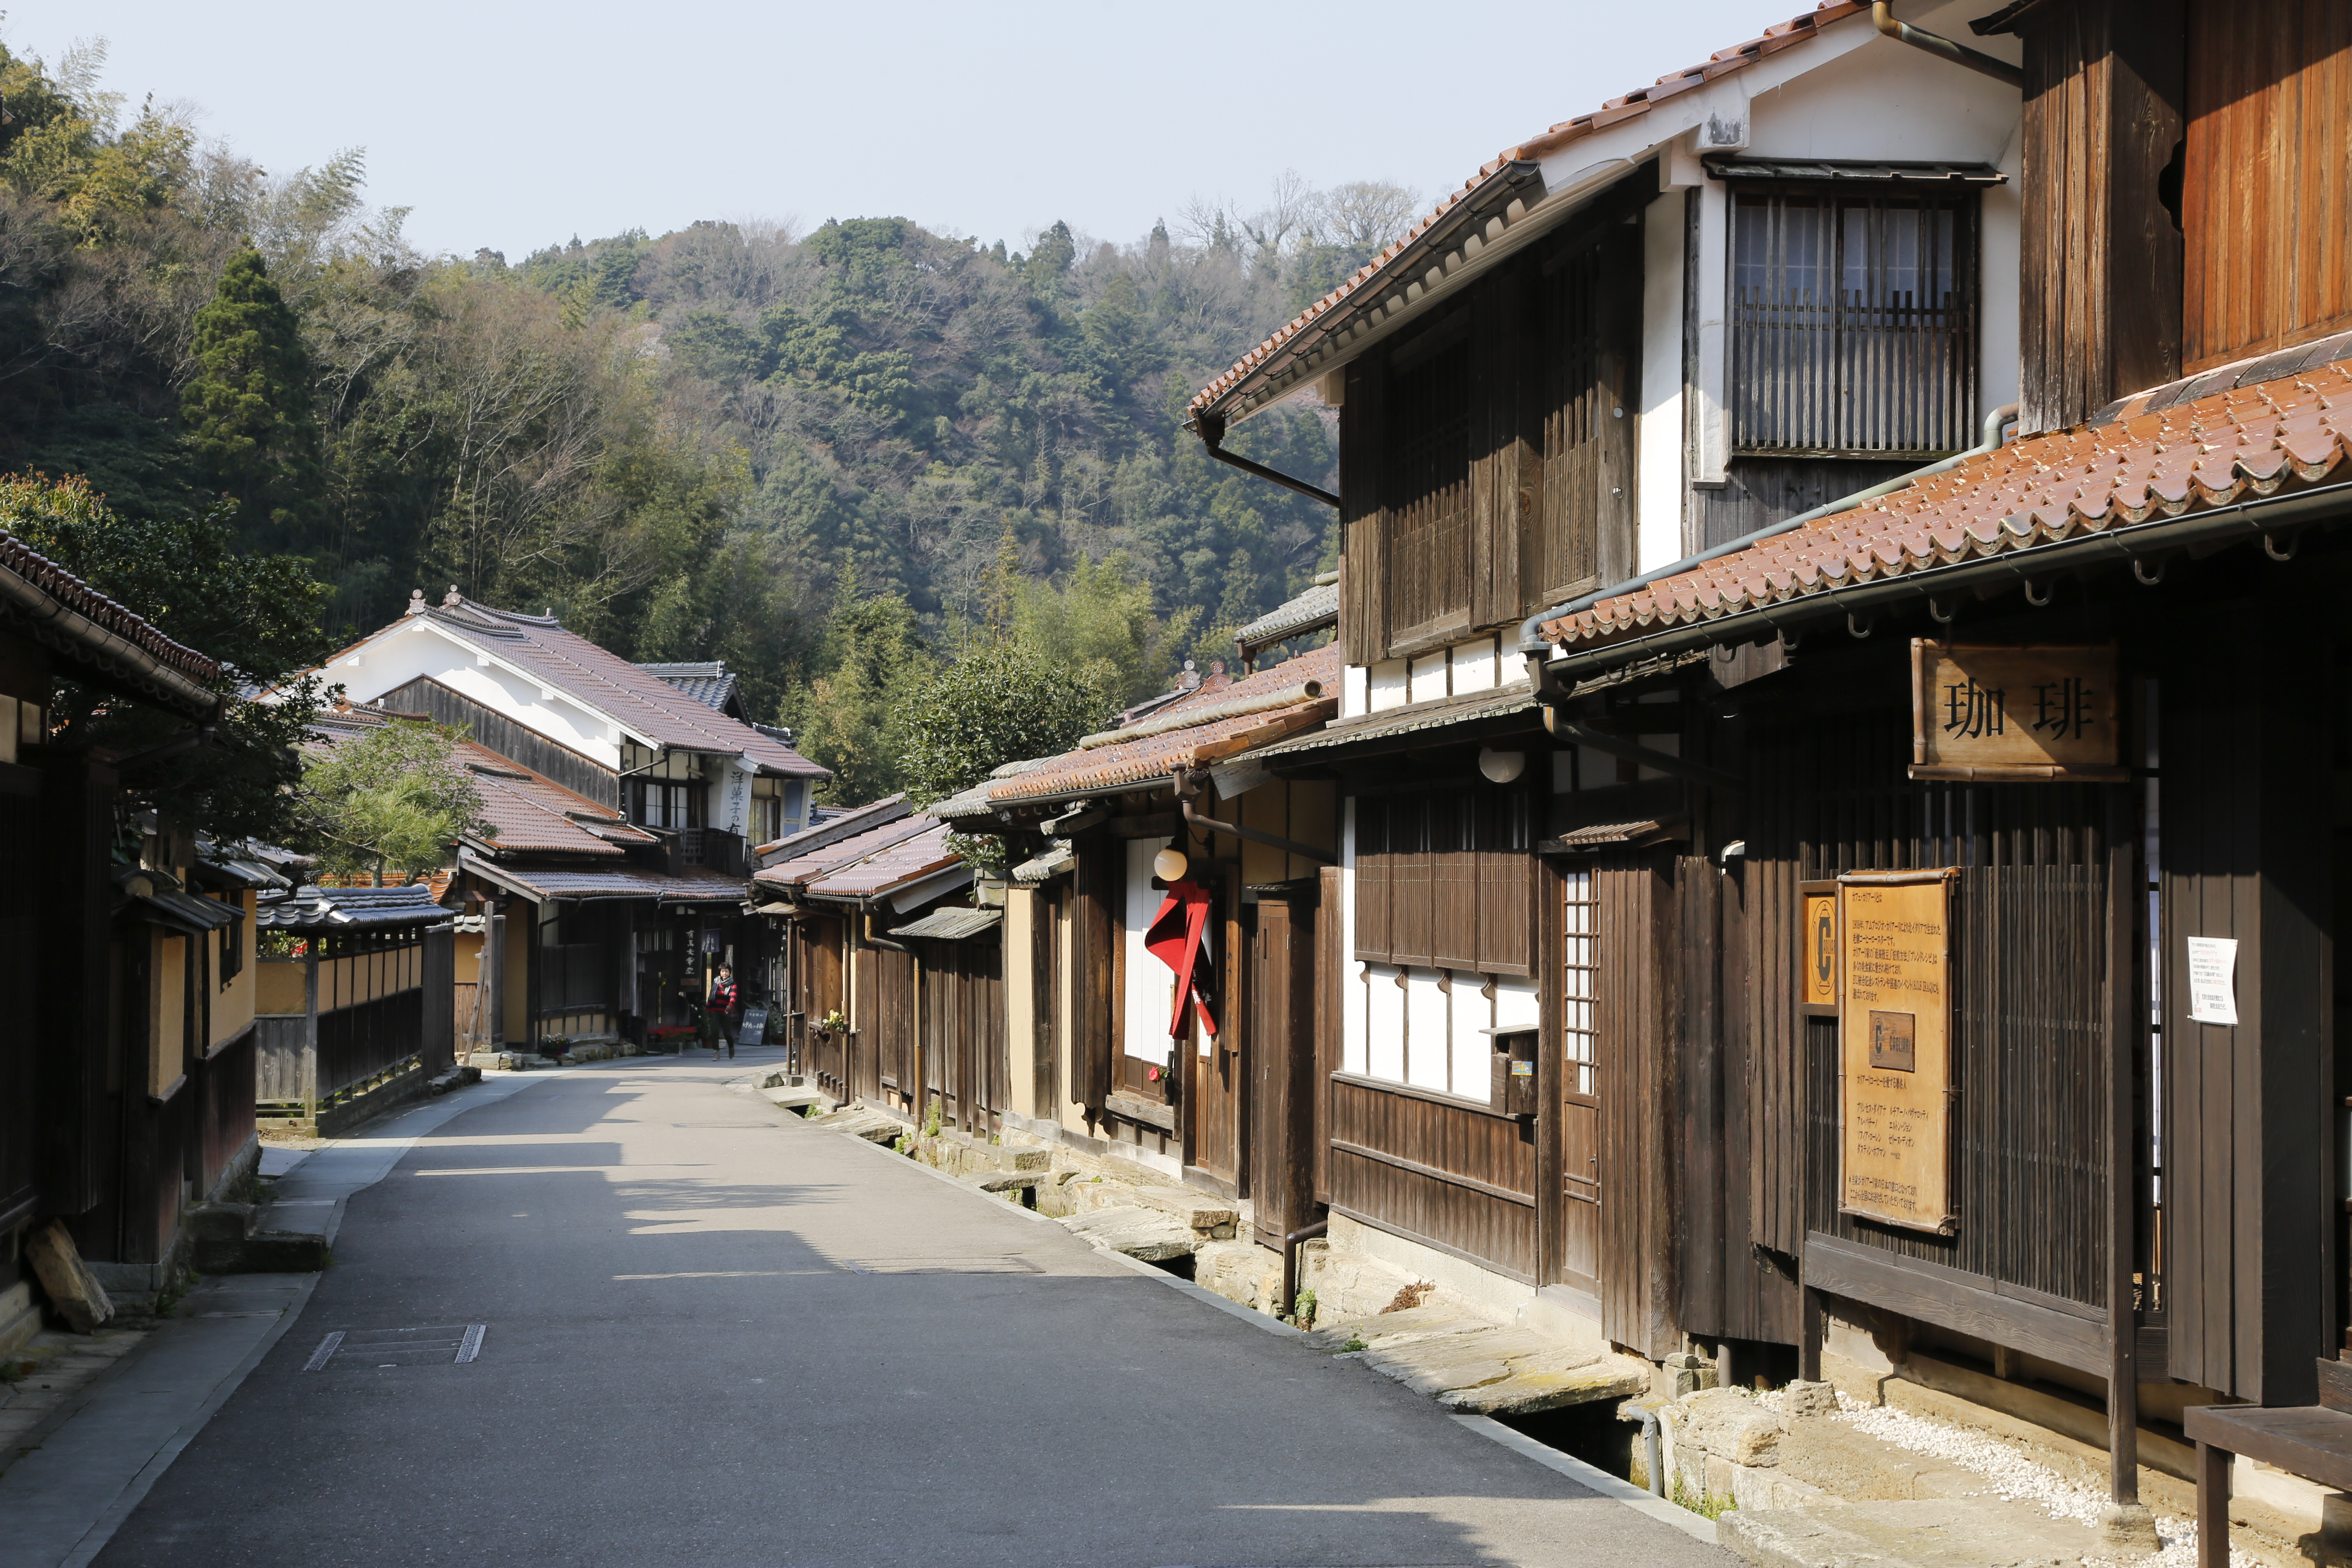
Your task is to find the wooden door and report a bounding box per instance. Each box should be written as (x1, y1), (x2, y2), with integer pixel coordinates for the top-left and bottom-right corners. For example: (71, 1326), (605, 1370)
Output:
(1033, 889), (1060, 1118)
(1252, 889), (1321, 1248)
(1189, 873), (1245, 1192)
(1560, 862), (1602, 1293)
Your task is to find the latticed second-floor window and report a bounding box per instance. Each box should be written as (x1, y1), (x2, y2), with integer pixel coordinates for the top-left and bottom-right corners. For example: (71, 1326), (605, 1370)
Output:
(1731, 188), (1978, 457)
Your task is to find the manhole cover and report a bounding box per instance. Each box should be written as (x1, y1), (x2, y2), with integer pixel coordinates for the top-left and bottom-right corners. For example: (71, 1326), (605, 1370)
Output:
(303, 1323), (486, 1370)
(841, 1256), (1040, 1275)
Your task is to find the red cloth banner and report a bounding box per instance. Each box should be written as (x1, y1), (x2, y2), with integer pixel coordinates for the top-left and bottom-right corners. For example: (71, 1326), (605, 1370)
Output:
(1144, 878), (1218, 1039)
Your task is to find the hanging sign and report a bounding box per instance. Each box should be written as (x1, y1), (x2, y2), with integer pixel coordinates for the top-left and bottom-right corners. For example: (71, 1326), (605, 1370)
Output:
(2185, 937), (2239, 1026)
(1838, 869), (1957, 1234)
(1910, 641), (2127, 782)
(1800, 880), (1839, 1016)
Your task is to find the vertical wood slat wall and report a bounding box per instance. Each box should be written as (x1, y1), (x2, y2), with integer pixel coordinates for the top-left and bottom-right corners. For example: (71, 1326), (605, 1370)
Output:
(2013, 0), (2185, 432)
(2182, 0), (2352, 372)
(1354, 790), (1536, 976)
(1338, 218), (1639, 664)
(1597, 851), (1681, 1359)
(1754, 691), (2118, 1310)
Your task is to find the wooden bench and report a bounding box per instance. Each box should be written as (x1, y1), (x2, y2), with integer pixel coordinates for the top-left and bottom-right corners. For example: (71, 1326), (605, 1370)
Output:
(2184, 1359), (2352, 1566)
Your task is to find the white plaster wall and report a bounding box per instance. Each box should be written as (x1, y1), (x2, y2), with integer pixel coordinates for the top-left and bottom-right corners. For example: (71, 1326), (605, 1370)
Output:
(1638, 189), (1688, 574)
(1449, 978), (1491, 1104)
(329, 619), (626, 766)
(1340, 799), (1367, 1076)
(1367, 658), (1409, 712)
(1403, 972), (1449, 1091)
(1120, 837), (1174, 1067)
(1365, 967), (1405, 1082)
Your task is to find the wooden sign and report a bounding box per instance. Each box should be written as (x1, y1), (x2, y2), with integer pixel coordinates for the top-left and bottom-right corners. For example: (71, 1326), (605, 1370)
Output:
(1800, 880), (1838, 1016)
(1838, 870), (1956, 1234)
(1910, 641), (2127, 782)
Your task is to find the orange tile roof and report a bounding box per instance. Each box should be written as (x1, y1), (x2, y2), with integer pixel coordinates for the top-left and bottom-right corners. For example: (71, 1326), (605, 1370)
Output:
(1189, 2), (1868, 425)
(1536, 333), (2352, 653)
(457, 740), (655, 857)
(987, 644), (1341, 806)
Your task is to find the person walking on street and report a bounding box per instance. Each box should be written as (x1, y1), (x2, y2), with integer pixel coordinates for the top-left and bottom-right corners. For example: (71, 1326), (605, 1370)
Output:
(706, 964), (741, 1060)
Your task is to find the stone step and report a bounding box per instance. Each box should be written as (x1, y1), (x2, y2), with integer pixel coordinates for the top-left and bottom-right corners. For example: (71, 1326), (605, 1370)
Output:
(1059, 1206), (1196, 1262)
(1307, 1303), (1648, 1417)
(1069, 1179), (1236, 1237)
(1720, 1499), (2105, 1568)
(760, 1085), (831, 1111)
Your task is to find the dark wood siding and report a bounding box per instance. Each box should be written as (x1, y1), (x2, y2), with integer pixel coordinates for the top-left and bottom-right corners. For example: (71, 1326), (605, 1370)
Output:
(2159, 626), (2333, 1405)
(379, 676), (620, 808)
(0, 763), (39, 1230)
(1355, 788), (1535, 976)
(1597, 851), (1681, 1358)
(1253, 887), (1322, 1247)
(2181, 0), (2352, 372)
(2012, 0), (2185, 431)
(1329, 1074), (1537, 1281)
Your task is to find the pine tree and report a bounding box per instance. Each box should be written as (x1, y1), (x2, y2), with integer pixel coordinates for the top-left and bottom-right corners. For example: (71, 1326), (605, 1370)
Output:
(180, 244), (320, 548)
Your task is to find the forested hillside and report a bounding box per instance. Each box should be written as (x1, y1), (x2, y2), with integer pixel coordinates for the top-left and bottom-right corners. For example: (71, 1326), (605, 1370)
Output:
(0, 41), (1413, 792)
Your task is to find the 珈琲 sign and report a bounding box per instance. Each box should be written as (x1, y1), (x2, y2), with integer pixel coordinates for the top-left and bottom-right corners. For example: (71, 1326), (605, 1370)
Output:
(1838, 869), (1956, 1235)
(1910, 641), (2126, 782)
(1800, 881), (1838, 1016)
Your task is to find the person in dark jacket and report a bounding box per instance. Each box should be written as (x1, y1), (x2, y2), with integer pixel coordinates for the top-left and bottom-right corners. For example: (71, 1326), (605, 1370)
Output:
(705, 965), (740, 1060)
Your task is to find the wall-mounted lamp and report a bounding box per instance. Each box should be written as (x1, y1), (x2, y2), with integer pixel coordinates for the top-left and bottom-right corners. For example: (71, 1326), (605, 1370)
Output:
(1477, 747), (1527, 784)
(1153, 847), (1189, 882)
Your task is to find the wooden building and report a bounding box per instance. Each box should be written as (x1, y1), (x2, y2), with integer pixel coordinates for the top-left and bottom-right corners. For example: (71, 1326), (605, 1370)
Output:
(751, 812), (1000, 1123)
(252, 883), (457, 1132)
(1185, 0), (2352, 1557)
(299, 592), (829, 1051)
(935, 646), (1340, 1210)
(0, 527), (261, 1330)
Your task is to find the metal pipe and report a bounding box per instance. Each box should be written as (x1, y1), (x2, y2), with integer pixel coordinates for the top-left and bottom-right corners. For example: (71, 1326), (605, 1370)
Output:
(1519, 403), (2018, 655)
(1617, 1403), (1667, 1497)
(1283, 1218), (1329, 1321)
(1194, 412), (1341, 510)
(1873, 2), (2026, 89)
(1177, 774), (1336, 864)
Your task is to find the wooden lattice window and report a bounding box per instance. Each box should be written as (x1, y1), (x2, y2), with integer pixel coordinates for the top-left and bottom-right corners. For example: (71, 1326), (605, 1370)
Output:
(1731, 188), (1979, 457)
(1354, 788), (1533, 976)
(1562, 866), (1597, 1101)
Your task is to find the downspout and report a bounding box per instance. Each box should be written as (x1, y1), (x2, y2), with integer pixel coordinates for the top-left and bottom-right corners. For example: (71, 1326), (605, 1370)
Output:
(1872, 2), (2026, 89)
(1617, 1403), (1667, 1497)
(1518, 404), (2017, 655)
(1283, 1218), (1329, 1322)
(1193, 412), (1341, 510)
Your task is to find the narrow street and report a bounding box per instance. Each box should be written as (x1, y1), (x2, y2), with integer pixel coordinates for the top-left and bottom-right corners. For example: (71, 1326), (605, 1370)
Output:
(89, 1054), (1722, 1568)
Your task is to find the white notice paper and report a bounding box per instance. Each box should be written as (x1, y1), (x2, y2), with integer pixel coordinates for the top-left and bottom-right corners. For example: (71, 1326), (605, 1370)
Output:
(2185, 936), (2239, 1026)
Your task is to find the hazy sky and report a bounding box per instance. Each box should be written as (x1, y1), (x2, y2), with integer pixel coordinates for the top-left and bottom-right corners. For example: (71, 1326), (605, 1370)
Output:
(27, 1), (1786, 261)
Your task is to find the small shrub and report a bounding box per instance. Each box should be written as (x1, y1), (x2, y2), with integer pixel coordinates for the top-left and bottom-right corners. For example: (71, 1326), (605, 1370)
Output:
(1290, 1287), (1318, 1332)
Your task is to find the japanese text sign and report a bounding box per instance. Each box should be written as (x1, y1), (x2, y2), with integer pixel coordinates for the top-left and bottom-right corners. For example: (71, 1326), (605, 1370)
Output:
(1801, 882), (1838, 1016)
(1910, 642), (2126, 782)
(1839, 870), (1957, 1235)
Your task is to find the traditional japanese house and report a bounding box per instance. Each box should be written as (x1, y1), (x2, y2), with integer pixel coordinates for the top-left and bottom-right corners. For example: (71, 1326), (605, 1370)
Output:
(252, 883), (456, 1132)
(938, 644), (1340, 1209)
(293, 590), (829, 1049)
(0, 528), (261, 1326)
(1185, 0), (2028, 1352)
(1194, 0), (2352, 1557)
(749, 813), (992, 1119)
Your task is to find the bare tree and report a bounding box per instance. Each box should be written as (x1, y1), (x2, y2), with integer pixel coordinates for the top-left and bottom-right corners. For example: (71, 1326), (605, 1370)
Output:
(1311, 181), (1423, 252)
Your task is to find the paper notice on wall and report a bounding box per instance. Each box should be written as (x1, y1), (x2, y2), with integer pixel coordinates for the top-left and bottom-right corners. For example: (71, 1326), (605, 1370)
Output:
(2185, 936), (2239, 1026)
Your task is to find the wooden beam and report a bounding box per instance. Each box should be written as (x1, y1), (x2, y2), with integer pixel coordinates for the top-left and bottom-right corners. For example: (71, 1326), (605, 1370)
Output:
(1803, 1232), (2111, 1375)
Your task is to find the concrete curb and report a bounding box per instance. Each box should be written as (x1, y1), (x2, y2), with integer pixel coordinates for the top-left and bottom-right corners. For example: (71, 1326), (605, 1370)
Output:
(1450, 1414), (1725, 1547)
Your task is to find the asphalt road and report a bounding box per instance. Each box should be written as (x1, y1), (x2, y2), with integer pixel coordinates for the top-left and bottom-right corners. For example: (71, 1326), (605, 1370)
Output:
(96, 1049), (1728, 1568)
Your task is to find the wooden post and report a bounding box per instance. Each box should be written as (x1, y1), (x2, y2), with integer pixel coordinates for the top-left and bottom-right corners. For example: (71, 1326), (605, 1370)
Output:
(2107, 789), (2141, 1505)
(2196, 1440), (2230, 1568)
(1799, 1282), (1824, 1383)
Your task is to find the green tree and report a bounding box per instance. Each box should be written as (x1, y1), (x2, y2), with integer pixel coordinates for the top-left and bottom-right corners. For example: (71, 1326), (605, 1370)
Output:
(892, 638), (1107, 811)
(0, 472), (339, 843)
(1014, 550), (1194, 713)
(296, 719), (493, 884)
(782, 566), (929, 804)
(181, 245), (320, 546)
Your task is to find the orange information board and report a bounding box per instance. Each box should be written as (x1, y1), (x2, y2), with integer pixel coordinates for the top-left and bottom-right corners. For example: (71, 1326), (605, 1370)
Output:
(1838, 870), (1956, 1234)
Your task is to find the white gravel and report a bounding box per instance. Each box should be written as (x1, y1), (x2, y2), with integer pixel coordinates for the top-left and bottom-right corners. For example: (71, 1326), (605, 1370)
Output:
(1747, 1386), (2256, 1568)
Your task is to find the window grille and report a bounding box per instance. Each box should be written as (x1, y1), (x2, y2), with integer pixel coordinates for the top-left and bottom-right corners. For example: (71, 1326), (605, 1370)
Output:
(1731, 189), (1978, 457)
(1383, 332), (1473, 642)
(1562, 867), (1598, 1100)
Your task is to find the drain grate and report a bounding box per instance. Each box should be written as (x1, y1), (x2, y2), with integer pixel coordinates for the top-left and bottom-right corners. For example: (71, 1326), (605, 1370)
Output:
(841, 1256), (1040, 1275)
(303, 1323), (486, 1371)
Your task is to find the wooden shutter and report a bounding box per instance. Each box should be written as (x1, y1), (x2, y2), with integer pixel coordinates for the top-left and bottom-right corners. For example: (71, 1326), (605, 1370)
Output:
(2182, 0), (2352, 371)
(1389, 793), (1433, 967)
(1534, 238), (1607, 610)
(1352, 795), (1391, 962)
(1383, 324), (1476, 651)
(1470, 264), (1536, 633)
(1341, 359), (1386, 662)
(1431, 793), (1479, 970)
(1475, 789), (1536, 977)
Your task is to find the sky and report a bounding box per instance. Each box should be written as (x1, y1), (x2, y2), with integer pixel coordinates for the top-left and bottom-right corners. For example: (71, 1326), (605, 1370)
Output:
(25, 0), (1790, 261)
